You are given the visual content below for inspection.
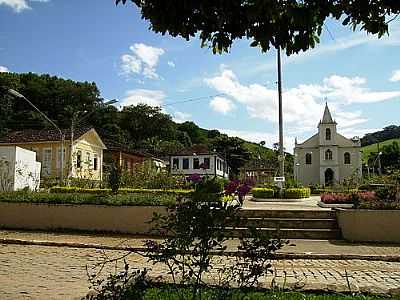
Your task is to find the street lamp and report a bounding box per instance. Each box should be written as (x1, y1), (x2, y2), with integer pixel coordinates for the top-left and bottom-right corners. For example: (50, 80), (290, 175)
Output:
(7, 89), (65, 182)
(372, 152), (383, 176)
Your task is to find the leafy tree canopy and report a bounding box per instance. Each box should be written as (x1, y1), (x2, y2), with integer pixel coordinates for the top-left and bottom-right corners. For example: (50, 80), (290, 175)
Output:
(116, 0), (400, 55)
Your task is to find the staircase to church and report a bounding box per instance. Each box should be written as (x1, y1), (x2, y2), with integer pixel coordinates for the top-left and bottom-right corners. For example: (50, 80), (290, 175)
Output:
(226, 209), (341, 240)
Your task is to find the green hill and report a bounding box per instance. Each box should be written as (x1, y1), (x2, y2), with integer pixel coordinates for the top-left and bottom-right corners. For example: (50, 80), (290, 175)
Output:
(361, 138), (400, 163)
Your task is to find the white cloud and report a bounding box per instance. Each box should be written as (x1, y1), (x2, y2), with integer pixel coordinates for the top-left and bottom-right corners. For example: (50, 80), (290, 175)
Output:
(121, 54), (141, 75)
(0, 0), (48, 12)
(121, 89), (165, 107)
(209, 96), (236, 114)
(0, 65), (9, 72)
(167, 61), (175, 68)
(390, 70), (400, 82)
(172, 111), (191, 123)
(205, 68), (400, 141)
(120, 43), (165, 79)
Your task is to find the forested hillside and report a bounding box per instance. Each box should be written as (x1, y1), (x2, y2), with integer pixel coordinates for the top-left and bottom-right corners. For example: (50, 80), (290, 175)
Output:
(361, 125), (400, 147)
(0, 72), (281, 175)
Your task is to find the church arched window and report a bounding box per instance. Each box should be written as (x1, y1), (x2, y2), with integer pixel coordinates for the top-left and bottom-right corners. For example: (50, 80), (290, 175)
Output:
(344, 152), (351, 164)
(325, 149), (332, 160)
(326, 128), (331, 140)
(305, 153), (312, 165)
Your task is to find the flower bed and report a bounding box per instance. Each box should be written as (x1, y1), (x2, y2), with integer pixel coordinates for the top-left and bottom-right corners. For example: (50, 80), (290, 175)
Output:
(320, 192), (354, 204)
(0, 192), (176, 206)
(49, 186), (192, 196)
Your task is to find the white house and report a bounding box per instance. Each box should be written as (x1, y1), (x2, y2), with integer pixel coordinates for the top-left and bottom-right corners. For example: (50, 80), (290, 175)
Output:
(293, 103), (362, 186)
(0, 146), (41, 191)
(170, 145), (229, 179)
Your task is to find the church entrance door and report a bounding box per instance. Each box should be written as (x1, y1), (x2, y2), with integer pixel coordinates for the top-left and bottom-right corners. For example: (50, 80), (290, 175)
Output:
(325, 168), (334, 186)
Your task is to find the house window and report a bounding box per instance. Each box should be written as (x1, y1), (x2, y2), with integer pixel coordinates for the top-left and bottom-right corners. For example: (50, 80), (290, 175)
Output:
(344, 152), (351, 164)
(93, 154), (98, 171)
(222, 161), (226, 172)
(305, 153), (312, 165)
(193, 158), (200, 169)
(43, 148), (52, 176)
(183, 158), (189, 169)
(325, 149), (332, 160)
(57, 147), (66, 169)
(172, 158), (179, 170)
(87, 152), (91, 169)
(77, 150), (82, 168)
(326, 128), (331, 141)
(124, 159), (128, 170)
(203, 157), (210, 169)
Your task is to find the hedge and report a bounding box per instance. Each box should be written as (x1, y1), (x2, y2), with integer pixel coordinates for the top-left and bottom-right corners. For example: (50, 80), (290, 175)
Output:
(251, 188), (274, 199)
(284, 188), (311, 199)
(0, 192), (176, 206)
(49, 186), (193, 195)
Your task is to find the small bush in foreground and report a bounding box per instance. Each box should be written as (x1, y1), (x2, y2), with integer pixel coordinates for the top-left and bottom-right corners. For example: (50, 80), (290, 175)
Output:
(252, 188), (274, 199)
(284, 188), (311, 199)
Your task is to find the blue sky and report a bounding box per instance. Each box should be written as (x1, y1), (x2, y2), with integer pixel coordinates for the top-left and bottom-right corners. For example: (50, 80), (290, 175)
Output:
(1, 0), (400, 151)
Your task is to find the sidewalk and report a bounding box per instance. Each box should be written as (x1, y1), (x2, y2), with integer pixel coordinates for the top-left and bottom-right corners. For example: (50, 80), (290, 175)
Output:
(1, 229), (399, 260)
(1, 229), (400, 299)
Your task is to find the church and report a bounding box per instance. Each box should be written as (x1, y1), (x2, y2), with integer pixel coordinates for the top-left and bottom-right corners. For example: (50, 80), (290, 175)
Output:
(293, 104), (362, 186)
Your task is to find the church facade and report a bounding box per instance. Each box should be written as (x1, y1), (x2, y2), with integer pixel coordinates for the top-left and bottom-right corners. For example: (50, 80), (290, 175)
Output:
(294, 104), (362, 186)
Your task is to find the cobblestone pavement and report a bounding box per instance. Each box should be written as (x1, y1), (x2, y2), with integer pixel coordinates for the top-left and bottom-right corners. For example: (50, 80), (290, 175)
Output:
(1, 229), (400, 257)
(1, 243), (400, 299)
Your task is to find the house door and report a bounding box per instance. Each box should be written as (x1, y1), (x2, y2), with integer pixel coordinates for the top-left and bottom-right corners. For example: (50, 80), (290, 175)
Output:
(324, 168), (334, 186)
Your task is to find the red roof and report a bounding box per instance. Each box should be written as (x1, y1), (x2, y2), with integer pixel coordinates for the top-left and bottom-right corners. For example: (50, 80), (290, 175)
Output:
(0, 127), (92, 144)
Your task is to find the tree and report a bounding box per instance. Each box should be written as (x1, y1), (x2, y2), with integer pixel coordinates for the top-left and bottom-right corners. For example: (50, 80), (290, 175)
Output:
(120, 104), (175, 144)
(210, 135), (251, 176)
(177, 121), (207, 145)
(116, 0), (400, 55)
(0, 72), (102, 131)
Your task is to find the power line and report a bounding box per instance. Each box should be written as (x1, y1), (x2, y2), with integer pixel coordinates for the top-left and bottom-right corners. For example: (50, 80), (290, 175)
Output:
(163, 93), (226, 107)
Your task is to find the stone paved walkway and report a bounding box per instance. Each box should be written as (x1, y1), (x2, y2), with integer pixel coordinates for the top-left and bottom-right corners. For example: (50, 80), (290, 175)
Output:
(1, 230), (399, 258)
(1, 229), (400, 299)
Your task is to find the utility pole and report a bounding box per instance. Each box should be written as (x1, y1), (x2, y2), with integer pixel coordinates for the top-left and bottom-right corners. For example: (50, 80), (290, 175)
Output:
(277, 48), (285, 179)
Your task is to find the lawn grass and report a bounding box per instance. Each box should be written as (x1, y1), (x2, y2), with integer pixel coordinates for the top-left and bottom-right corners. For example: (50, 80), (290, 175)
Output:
(362, 138), (400, 163)
(142, 288), (397, 300)
(0, 192), (176, 206)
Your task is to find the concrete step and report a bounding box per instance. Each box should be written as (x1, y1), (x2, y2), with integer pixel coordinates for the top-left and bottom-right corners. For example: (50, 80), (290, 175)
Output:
(238, 209), (336, 219)
(225, 228), (341, 240)
(231, 218), (338, 229)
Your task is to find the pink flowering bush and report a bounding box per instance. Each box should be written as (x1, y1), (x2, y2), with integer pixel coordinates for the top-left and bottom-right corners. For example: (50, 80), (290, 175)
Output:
(357, 191), (378, 202)
(321, 192), (352, 204)
(224, 179), (254, 204)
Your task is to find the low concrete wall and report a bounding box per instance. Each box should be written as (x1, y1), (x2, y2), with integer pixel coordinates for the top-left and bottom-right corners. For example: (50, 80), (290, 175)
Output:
(318, 202), (353, 209)
(337, 209), (400, 243)
(0, 203), (167, 234)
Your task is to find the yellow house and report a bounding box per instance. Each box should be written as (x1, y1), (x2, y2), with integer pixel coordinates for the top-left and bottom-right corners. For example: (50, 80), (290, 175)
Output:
(0, 128), (107, 181)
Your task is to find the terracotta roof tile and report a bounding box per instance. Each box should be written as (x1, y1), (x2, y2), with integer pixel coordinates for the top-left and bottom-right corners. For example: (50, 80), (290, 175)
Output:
(0, 127), (92, 144)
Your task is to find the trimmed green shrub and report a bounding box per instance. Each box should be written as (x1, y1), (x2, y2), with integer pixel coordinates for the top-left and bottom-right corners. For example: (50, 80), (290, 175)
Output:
(284, 187), (311, 199)
(0, 192), (176, 206)
(49, 186), (193, 195)
(252, 188), (274, 199)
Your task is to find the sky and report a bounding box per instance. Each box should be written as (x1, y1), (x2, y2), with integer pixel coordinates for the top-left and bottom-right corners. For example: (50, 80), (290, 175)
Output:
(1, 0), (399, 152)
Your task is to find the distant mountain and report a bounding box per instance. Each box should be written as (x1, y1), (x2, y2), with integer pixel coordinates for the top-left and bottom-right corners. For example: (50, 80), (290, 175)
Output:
(361, 125), (400, 147)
